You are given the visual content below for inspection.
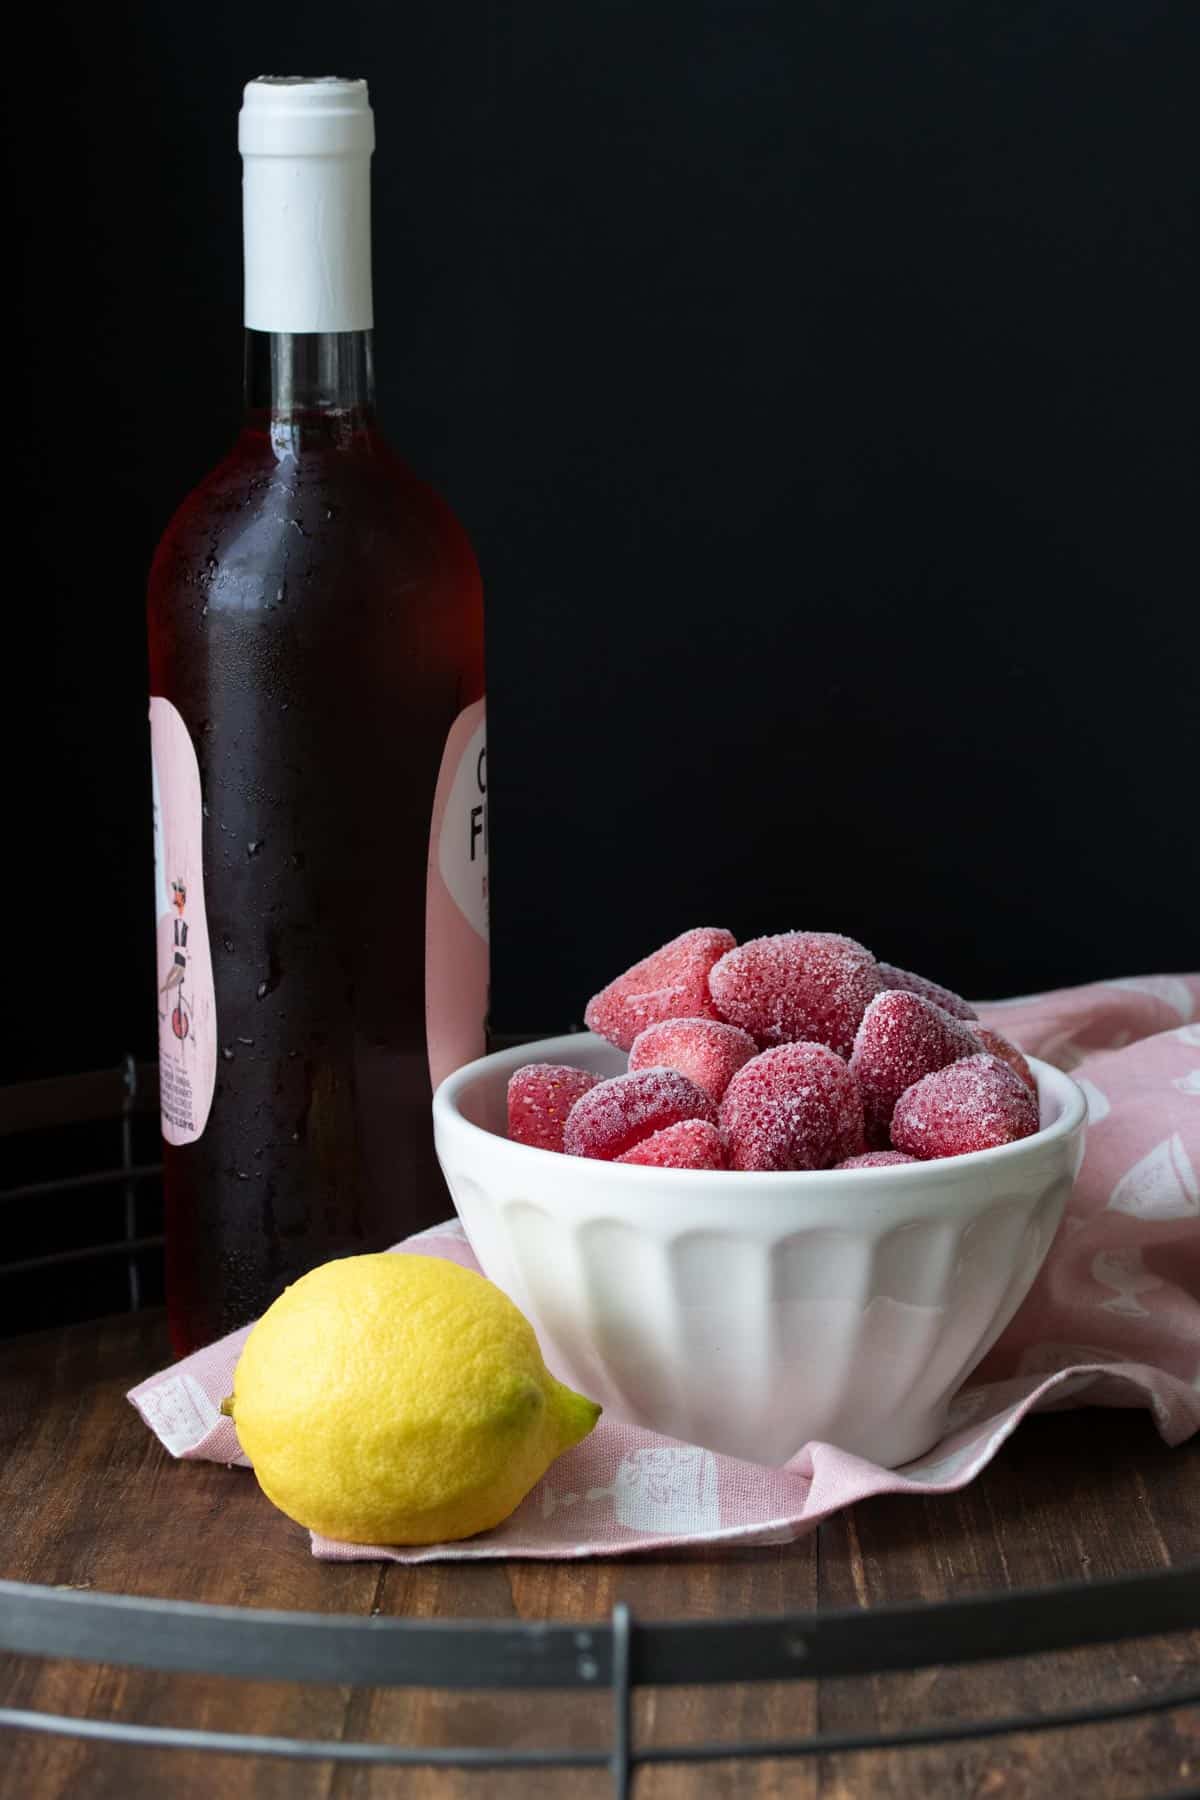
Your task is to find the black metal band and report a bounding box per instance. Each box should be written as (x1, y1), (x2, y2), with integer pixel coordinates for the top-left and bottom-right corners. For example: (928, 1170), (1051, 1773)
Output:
(1, 1670), (1197, 1782)
(2, 1560), (1197, 1691)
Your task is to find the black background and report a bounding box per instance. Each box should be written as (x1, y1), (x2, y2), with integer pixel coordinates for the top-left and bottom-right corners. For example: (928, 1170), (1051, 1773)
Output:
(5, 0), (1197, 1093)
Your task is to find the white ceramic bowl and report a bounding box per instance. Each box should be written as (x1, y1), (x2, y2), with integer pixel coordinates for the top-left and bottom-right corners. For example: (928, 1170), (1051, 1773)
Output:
(433, 1033), (1086, 1469)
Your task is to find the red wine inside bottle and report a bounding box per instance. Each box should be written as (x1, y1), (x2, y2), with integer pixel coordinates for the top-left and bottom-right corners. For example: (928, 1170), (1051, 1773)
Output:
(146, 78), (486, 1355)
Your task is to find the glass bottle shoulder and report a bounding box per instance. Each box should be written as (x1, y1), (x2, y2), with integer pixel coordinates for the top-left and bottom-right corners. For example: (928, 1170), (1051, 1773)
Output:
(147, 421), (481, 629)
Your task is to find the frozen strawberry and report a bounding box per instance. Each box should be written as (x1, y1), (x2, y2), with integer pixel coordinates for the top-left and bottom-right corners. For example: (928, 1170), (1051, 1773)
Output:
(890, 1053), (1040, 1160)
(628, 1017), (758, 1104)
(584, 927), (736, 1052)
(616, 1118), (726, 1170)
(719, 1042), (865, 1172)
(974, 1024), (1037, 1092)
(708, 931), (882, 1057)
(563, 1067), (717, 1161)
(835, 1150), (919, 1169)
(507, 1063), (598, 1153)
(849, 990), (983, 1145)
(876, 961), (977, 1021)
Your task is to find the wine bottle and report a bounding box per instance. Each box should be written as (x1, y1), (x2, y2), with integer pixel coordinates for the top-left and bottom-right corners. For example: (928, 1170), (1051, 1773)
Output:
(147, 77), (487, 1356)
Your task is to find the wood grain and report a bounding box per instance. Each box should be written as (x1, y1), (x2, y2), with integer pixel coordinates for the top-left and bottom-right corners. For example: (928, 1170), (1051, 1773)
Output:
(815, 1413), (1200, 1798)
(1, 1311), (1197, 1799)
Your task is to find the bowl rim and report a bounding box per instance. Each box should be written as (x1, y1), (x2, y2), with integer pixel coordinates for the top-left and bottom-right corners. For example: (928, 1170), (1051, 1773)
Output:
(433, 1030), (1088, 1193)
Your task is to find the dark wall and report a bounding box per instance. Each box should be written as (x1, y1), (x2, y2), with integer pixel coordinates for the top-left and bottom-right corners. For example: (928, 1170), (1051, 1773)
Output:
(5, 0), (1196, 1085)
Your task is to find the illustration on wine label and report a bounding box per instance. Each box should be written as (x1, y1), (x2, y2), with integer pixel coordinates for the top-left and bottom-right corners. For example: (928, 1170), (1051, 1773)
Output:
(150, 697), (217, 1145)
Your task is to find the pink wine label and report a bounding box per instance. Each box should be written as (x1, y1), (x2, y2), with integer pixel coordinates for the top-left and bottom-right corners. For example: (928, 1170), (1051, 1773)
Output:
(150, 698), (217, 1145)
(426, 698), (489, 1089)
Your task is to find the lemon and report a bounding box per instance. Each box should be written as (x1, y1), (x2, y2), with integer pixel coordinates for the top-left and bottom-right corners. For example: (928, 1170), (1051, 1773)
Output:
(223, 1253), (600, 1545)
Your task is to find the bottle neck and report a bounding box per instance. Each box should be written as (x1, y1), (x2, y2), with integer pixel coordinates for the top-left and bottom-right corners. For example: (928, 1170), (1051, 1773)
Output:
(243, 331), (376, 451)
(239, 81), (375, 453)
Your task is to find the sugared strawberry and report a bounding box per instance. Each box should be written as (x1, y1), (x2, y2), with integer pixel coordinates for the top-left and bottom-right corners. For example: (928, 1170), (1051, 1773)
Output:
(708, 931), (881, 1057)
(616, 1118), (726, 1170)
(835, 1150), (919, 1169)
(584, 927), (735, 1052)
(890, 1053), (1039, 1160)
(507, 1063), (598, 1153)
(849, 990), (983, 1145)
(563, 1067), (717, 1161)
(719, 1042), (865, 1171)
(974, 1024), (1037, 1092)
(628, 1017), (758, 1104)
(875, 961), (977, 1021)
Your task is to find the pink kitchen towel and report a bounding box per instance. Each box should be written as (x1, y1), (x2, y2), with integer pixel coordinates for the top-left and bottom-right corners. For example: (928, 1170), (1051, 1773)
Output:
(129, 974), (1200, 1561)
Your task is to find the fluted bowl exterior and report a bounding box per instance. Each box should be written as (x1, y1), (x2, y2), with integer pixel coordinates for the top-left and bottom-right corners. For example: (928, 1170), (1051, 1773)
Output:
(432, 1034), (1086, 1469)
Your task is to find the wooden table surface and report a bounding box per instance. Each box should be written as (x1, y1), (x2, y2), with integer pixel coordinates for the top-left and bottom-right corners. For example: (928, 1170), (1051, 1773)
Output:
(1, 1310), (1197, 1799)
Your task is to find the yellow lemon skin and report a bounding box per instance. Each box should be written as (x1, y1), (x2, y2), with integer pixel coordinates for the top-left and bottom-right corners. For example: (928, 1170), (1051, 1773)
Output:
(226, 1254), (600, 1545)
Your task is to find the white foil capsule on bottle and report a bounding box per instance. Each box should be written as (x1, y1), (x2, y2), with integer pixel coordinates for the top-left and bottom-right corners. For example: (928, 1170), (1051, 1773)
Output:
(238, 76), (375, 333)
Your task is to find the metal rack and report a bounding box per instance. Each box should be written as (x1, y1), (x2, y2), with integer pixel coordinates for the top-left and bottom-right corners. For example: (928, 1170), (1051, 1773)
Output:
(2, 1567), (1199, 1794)
(2, 1061), (1199, 1795)
(0, 1056), (162, 1306)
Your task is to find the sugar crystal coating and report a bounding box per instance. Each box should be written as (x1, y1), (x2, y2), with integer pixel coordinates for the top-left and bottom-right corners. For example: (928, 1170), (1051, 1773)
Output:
(975, 1024), (1037, 1092)
(584, 927), (735, 1052)
(563, 1066), (717, 1161)
(835, 1150), (919, 1169)
(876, 962), (977, 1021)
(719, 1042), (865, 1171)
(708, 931), (882, 1057)
(507, 1064), (599, 1154)
(890, 1053), (1039, 1160)
(628, 1016), (758, 1104)
(849, 990), (983, 1145)
(616, 1118), (726, 1170)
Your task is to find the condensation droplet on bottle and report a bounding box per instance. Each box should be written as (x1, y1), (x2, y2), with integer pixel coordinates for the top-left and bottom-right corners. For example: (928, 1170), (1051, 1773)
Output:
(257, 979), (271, 1000)
(237, 1036), (255, 1047)
(221, 1046), (235, 1062)
(222, 937), (235, 954)
(247, 840), (264, 858)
